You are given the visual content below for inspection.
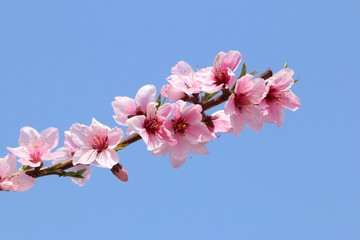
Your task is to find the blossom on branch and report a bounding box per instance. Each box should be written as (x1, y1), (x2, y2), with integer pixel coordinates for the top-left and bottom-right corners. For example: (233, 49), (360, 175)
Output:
(112, 84), (157, 127)
(70, 118), (123, 169)
(224, 74), (267, 136)
(196, 50), (242, 93)
(161, 61), (202, 101)
(152, 100), (214, 168)
(7, 126), (63, 167)
(260, 68), (301, 127)
(53, 131), (92, 186)
(0, 154), (35, 192)
(127, 102), (174, 151)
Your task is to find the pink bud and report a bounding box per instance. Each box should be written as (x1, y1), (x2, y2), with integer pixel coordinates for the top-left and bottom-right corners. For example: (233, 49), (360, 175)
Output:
(111, 163), (128, 182)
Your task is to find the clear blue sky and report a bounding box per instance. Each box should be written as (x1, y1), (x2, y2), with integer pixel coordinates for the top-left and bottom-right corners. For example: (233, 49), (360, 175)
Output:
(1, 1), (359, 239)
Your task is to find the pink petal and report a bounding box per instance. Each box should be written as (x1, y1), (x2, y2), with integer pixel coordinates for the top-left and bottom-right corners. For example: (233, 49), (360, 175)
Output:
(43, 151), (66, 161)
(157, 103), (173, 119)
(152, 142), (170, 157)
(186, 124), (214, 144)
(6, 147), (28, 162)
(268, 103), (285, 128)
(249, 78), (267, 104)
(112, 97), (136, 125)
(271, 68), (295, 91)
(189, 143), (209, 155)
(221, 50), (242, 71)
(224, 94), (236, 115)
(168, 138), (190, 168)
(73, 147), (97, 165)
(95, 150), (119, 169)
(212, 111), (233, 133)
(161, 84), (186, 101)
(242, 105), (263, 131)
(107, 127), (124, 149)
(278, 90), (301, 111)
(171, 61), (192, 75)
(18, 158), (41, 168)
(230, 112), (246, 137)
(40, 127), (59, 150)
(135, 84), (156, 111)
(90, 118), (109, 136)
(234, 74), (254, 95)
(70, 123), (91, 147)
(183, 104), (202, 124)
(19, 127), (39, 146)
(0, 154), (17, 178)
(12, 173), (36, 192)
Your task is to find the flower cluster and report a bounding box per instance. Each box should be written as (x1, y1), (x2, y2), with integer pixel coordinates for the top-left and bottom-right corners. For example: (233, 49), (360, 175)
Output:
(1, 50), (300, 192)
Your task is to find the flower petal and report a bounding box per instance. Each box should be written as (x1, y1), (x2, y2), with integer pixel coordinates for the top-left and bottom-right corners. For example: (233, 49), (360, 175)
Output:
(12, 173), (36, 192)
(73, 147), (97, 165)
(40, 127), (59, 151)
(0, 154), (17, 178)
(135, 84), (156, 111)
(95, 150), (119, 169)
(19, 127), (39, 146)
(107, 127), (124, 149)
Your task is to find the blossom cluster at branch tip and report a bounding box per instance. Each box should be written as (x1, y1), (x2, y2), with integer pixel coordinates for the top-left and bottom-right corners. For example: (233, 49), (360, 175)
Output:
(1, 49), (301, 192)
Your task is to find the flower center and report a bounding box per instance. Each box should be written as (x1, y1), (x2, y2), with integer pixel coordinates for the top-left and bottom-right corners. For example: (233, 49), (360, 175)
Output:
(144, 117), (161, 134)
(30, 149), (42, 164)
(235, 93), (251, 111)
(172, 116), (189, 135)
(91, 135), (108, 153)
(214, 66), (229, 86)
(265, 88), (282, 103)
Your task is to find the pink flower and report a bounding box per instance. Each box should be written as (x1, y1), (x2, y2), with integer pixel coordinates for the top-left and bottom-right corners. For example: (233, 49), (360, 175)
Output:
(7, 127), (63, 167)
(53, 131), (91, 187)
(70, 118), (123, 169)
(224, 74), (267, 136)
(260, 68), (301, 127)
(127, 102), (174, 150)
(196, 51), (242, 93)
(0, 154), (35, 192)
(152, 100), (214, 168)
(161, 61), (202, 101)
(112, 84), (157, 126)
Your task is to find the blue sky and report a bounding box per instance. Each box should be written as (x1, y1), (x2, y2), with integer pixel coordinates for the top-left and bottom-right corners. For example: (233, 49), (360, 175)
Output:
(1, 1), (359, 239)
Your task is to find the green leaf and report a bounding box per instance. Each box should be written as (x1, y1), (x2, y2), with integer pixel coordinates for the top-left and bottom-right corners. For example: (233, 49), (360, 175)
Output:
(67, 168), (87, 178)
(20, 165), (33, 171)
(249, 70), (259, 76)
(156, 93), (162, 108)
(284, 62), (288, 68)
(294, 78), (299, 83)
(202, 91), (220, 103)
(114, 144), (128, 151)
(46, 163), (62, 172)
(238, 61), (247, 79)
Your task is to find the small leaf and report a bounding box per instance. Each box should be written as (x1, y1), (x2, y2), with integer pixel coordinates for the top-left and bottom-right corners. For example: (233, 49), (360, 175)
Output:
(238, 61), (247, 79)
(294, 78), (299, 83)
(284, 62), (288, 68)
(67, 168), (87, 178)
(249, 70), (259, 76)
(202, 91), (220, 103)
(114, 144), (128, 151)
(20, 165), (32, 171)
(156, 93), (162, 109)
(46, 163), (62, 172)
